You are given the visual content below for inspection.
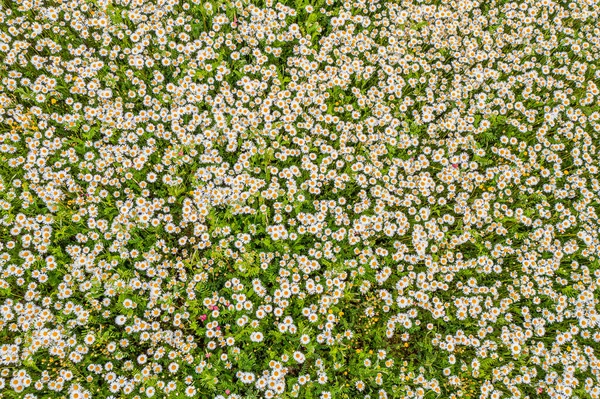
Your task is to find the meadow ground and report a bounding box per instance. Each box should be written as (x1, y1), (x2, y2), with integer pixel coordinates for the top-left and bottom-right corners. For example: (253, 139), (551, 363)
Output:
(1, 0), (600, 398)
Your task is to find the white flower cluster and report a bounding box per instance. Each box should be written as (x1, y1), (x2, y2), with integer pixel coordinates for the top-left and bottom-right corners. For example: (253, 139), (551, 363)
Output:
(1, 0), (600, 398)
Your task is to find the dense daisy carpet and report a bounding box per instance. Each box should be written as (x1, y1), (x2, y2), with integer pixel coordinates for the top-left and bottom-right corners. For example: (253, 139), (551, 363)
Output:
(1, 0), (600, 398)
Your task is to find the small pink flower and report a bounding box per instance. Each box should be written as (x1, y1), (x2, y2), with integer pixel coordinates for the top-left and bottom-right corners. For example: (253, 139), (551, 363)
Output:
(452, 164), (458, 168)
(538, 388), (543, 394)
(216, 326), (221, 331)
(179, 151), (183, 156)
(200, 314), (207, 321)
(206, 353), (212, 358)
(225, 389), (230, 395)
(212, 305), (219, 311)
